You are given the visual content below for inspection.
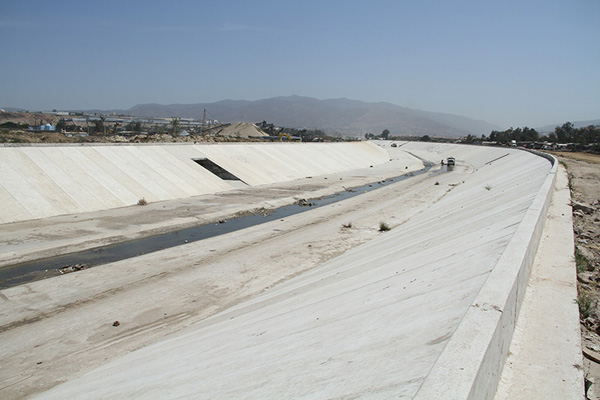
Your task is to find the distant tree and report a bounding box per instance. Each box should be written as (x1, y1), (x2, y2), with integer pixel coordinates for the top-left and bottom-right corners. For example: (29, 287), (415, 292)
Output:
(577, 125), (600, 145)
(488, 126), (538, 144)
(152, 124), (166, 134)
(554, 122), (574, 143)
(365, 132), (375, 140)
(420, 135), (431, 142)
(283, 128), (328, 141)
(170, 118), (180, 135)
(521, 126), (539, 142)
(125, 121), (142, 133)
(0, 121), (27, 130)
(93, 116), (106, 134)
(56, 118), (66, 132)
(381, 129), (390, 140)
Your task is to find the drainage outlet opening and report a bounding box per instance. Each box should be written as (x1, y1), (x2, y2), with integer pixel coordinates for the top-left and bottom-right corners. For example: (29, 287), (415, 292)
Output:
(193, 158), (243, 182)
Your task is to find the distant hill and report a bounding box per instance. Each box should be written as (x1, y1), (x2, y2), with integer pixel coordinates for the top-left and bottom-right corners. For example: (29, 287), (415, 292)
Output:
(124, 96), (499, 138)
(536, 119), (600, 133)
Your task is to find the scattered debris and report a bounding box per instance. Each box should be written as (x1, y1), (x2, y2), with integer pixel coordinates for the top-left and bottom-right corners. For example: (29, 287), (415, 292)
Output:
(57, 263), (88, 274)
(578, 272), (595, 285)
(112, 321), (120, 327)
(297, 198), (313, 207)
(137, 198), (148, 206)
(572, 200), (596, 214)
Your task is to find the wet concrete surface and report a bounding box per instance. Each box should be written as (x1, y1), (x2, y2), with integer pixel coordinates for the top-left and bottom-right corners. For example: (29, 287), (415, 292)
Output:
(0, 166), (437, 289)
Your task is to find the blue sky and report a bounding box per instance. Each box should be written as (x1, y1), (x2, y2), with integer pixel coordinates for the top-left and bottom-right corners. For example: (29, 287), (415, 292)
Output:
(1, 0), (598, 129)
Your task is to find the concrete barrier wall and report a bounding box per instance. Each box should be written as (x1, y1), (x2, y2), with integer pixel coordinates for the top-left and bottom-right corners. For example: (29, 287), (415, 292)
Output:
(0, 142), (391, 224)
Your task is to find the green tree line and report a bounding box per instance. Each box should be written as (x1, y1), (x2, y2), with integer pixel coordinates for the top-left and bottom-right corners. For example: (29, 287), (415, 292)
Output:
(548, 122), (599, 145)
(488, 126), (539, 143)
(486, 122), (599, 146)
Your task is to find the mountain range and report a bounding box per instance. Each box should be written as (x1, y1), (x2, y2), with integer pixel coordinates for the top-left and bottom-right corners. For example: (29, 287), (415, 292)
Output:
(123, 96), (499, 138)
(6, 96), (599, 137)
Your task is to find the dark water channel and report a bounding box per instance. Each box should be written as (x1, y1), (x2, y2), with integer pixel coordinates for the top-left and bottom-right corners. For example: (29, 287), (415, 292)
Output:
(1, 164), (440, 289)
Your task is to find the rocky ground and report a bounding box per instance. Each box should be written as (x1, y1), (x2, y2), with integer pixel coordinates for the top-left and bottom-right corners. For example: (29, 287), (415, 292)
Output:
(0, 128), (267, 144)
(552, 151), (600, 398)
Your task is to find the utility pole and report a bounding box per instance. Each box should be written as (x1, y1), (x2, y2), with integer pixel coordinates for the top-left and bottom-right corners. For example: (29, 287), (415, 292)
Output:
(201, 108), (207, 134)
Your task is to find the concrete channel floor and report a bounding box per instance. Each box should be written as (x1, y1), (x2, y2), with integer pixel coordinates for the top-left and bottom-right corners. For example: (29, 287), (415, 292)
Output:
(1, 151), (432, 397)
(0, 143), (583, 399)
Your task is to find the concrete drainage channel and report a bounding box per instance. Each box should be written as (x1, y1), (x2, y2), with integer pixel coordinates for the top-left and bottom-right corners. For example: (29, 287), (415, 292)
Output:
(0, 164), (437, 289)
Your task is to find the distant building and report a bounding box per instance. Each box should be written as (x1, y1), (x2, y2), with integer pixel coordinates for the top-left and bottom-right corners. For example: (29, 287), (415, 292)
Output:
(30, 124), (56, 131)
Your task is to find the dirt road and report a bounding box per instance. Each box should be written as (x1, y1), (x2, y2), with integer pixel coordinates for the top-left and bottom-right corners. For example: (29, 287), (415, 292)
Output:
(551, 152), (600, 398)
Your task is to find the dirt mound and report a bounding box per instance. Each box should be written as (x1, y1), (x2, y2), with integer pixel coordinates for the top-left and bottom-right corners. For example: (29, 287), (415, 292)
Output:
(0, 111), (60, 126)
(217, 122), (269, 138)
(0, 130), (78, 144)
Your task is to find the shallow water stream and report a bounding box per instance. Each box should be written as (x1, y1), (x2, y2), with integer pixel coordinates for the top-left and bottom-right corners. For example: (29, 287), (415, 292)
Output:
(0, 164), (441, 289)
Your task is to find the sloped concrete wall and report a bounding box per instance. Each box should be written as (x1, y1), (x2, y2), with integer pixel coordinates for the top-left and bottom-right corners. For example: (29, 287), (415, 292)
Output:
(32, 144), (557, 399)
(411, 145), (558, 400)
(0, 142), (390, 224)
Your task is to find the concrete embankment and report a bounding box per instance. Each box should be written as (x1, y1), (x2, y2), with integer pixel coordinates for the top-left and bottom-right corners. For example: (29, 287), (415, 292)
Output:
(16, 142), (580, 399)
(0, 142), (390, 224)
